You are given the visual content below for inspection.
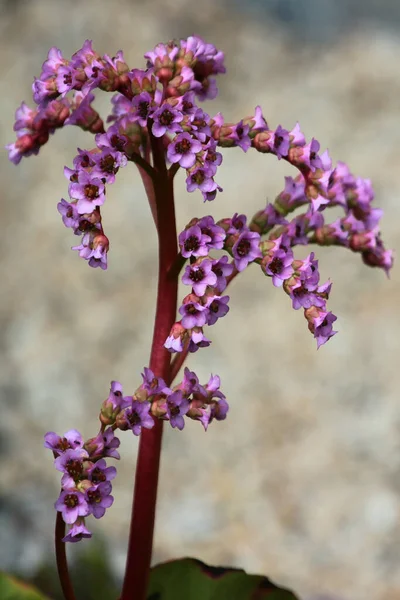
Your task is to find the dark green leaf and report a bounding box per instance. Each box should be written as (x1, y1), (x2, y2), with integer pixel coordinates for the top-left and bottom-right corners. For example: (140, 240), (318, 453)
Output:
(147, 557), (300, 600)
(0, 572), (51, 600)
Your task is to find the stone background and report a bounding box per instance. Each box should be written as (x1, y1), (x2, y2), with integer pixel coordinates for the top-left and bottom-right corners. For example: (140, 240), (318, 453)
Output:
(1, 1), (400, 599)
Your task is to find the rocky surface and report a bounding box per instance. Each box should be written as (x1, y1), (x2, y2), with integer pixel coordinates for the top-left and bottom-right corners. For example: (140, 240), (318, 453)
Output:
(1, 2), (399, 599)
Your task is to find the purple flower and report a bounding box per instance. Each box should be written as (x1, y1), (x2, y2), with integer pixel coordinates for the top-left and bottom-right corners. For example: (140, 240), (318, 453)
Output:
(362, 239), (393, 276)
(88, 459), (117, 484)
(182, 259), (217, 296)
(101, 428), (121, 459)
(262, 241), (294, 287)
(301, 138), (323, 172)
(65, 92), (101, 130)
(56, 65), (79, 96)
(189, 108), (212, 142)
(232, 230), (262, 272)
(88, 234), (109, 270)
(179, 225), (211, 258)
(6, 134), (40, 165)
(188, 327), (211, 353)
(62, 518), (92, 543)
(91, 148), (127, 184)
(32, 76), (58, 105)
(72, 232), (109, 270)
(176, 91), (197, 116)
(101, 380), (130, 425)
(209, 398), (229, 423)
(151, 104), (183, 137)
(179, 297), (209, 329)
(164, 323), (186, 353)
(167, 133), (202, 169)
(73, 148), (96, 170)
(13, 102), (36, 132)
(44, 429), (84, 454)
(211, 256), (234, 292)
(305, 307), (337, 348)
(179, 367), (203, 395)
(40, 46), (66, 79)
(227, 213), (247, 234)
(124, 401), (154, 436)
(289, 283), (326, 310)
(265, 125), (290, 159)
(205, 295), (230, 325)
(68, 171), (105, 214)
(203, 139), (223, 171)
(141, 367), (169, 396)
(57, 198), (80, 229)
(202, 184), (223, 202)
(197, 216), (225, 250)
(249, 105), (269, 133)
(230, 120), (251, 152)
(276, 176), (307, 212)
(164, 333), (184, 353)
(144, 41), (179, 66)
(166, 390), (190, 430)
(86, 481), (114, 519)
(298, 252), (320, 290)
(54, 448), (88, 476)
(186, 166), (217, 195)
(132, 91), (156, 127)
(289, 122), (306, 146)
(55, 490), (89, 524)
(55, 448), (88, 489)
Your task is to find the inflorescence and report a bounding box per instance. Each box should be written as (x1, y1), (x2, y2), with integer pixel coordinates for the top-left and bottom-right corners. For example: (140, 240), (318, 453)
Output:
(8, 35), (393, 541)
(45, 370), (227, 541)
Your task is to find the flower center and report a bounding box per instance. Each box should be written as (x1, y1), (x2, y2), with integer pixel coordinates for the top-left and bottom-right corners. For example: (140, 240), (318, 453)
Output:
(91, 467), (106, 484)
(138, 101), (150, 119)
(99, 154), (117, 174)
(56, 437), (72, 452)
(209, 300), (219, 313)
(87, 489), (102, 504)
(78, 219), (92, 232)
(80, 154), (92, 169)
(110, 134), (125, 152)
(66, 458), (84, 479)
(190, 267), (205, 282)
(63, 73), (72, 86)
(184, 235), (200, 252)
(236, 239), (250, 257)
(128, 410), (141, 426)
(84, 184), (99, 200)
(170, 405), (181, 417)
(191, 170), (205, 185)
(183, 100), (193, 112)
(64, 493), (79, 508)
(186, 304), (199, 316)
(175, 139), (191, 154)
(268, 257), (284, 274)
(159, 108), (174, 126)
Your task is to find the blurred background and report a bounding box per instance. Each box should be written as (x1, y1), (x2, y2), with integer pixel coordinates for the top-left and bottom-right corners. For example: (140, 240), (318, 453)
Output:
(1, 1), (400, 599)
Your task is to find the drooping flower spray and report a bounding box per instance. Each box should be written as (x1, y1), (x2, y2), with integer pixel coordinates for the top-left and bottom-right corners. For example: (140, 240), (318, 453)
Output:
(7, 35), (392, 600)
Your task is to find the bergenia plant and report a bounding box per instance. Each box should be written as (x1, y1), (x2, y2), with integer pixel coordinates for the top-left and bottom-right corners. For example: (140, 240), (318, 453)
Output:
(6, 35), (392, 600)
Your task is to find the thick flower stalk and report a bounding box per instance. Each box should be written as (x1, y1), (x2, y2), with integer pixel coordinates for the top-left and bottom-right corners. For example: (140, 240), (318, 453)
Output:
(7, 34), (392, 600)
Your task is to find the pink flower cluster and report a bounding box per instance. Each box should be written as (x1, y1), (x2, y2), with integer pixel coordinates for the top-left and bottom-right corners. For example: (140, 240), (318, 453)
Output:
(45, 424), (120, 542)
(47, 370), (228, 542)
(10, 35), (392, 545)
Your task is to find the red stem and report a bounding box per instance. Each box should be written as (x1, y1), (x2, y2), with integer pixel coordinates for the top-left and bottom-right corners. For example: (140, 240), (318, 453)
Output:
(55, 513), (76, 600)
(120, 133), (178, 600)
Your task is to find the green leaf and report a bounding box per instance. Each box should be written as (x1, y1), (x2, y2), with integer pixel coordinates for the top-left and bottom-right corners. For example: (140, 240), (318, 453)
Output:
(0, 572), (50, 600)
(147, 557), (300, 600)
